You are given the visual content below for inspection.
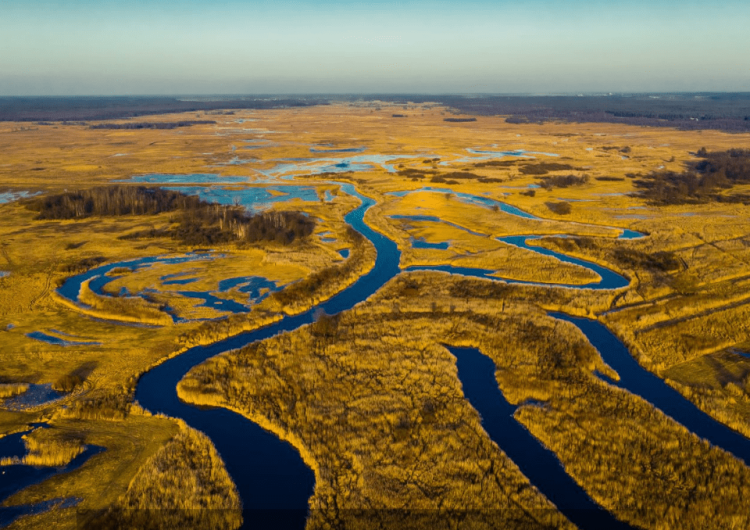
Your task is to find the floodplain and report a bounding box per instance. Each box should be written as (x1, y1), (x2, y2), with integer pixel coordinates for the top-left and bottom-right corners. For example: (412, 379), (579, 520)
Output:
(2, 101), (750, 529)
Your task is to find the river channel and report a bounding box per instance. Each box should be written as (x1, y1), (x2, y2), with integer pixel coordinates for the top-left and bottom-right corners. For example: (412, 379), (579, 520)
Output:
(5, 179), (750, 529)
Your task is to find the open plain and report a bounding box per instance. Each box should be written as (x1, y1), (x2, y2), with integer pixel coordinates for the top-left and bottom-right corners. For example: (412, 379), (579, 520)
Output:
(2, 101), (750, 529)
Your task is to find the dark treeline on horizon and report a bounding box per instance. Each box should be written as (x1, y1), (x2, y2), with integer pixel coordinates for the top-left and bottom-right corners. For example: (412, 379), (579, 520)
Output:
(89, 120), (216, 130)
(366, 93), (750, 133)
(3, 94), (750, 132)
(0, 96), (328, 122)
(26, 186), (316, 245)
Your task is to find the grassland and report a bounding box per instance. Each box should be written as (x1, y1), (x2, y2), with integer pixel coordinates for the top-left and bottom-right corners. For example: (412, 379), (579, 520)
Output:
(2, 101), (750, 527)
(179, 274), (750, 529)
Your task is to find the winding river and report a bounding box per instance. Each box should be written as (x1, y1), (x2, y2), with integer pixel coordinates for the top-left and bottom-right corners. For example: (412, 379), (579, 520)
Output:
(5, 180), (750, 529)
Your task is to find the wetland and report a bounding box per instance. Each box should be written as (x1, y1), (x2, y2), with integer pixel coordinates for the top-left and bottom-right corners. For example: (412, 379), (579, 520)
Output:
(2, 101), (750, 529)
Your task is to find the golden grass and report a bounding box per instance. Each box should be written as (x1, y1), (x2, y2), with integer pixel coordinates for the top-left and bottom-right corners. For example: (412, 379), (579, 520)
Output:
(0, 427), (85, 467)
(89, 420), (242, 530)
(2, 102), (750, 526)
(74, 278), (174, 326)
(0, 383), (29, 399)
(3, 414), (179, 530)
(178, 273), (750, 529)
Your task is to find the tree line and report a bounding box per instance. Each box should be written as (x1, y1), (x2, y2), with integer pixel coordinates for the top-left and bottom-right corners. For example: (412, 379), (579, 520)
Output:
(27, 186), (316, 246)
(89, 120), (216, 130)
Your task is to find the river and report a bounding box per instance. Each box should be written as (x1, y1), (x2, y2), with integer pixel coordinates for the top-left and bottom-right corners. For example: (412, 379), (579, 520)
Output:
(5, 180), (749, 530)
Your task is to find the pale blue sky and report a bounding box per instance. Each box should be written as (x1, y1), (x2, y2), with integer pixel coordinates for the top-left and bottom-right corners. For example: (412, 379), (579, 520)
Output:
(1, 0), (748, 95)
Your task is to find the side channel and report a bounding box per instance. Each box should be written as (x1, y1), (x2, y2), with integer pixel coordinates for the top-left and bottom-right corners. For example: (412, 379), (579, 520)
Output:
(447, 345), (634, 530)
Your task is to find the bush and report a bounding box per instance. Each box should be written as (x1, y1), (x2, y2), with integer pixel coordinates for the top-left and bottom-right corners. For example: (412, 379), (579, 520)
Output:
(545, 201), (572, 215)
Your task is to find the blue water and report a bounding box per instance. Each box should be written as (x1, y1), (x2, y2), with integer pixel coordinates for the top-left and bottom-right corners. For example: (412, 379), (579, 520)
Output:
(2, 385), (63, 411)
(0, 191), (38, 204)
(448, 346), (632, 530)
(259, 154), (423, 178)
(0, 497), (80, 528)
(25, 332), (101, 347)
(217, 277), (280, 303)
(21, 169), (727, 529)
(551, 314), (750, 466)
(390, 214), (487, 238)
(0, 425), (46, 461)
(158, 184), (328, 213)
(338, 249), (350, 259)
(118, 174), (248, 185)
(0, 445), (104, 524)
(387, 187), (539, 219)
(310, 146), (366, 153)
(411, 237), (449, 250)
(135, 184), (400, 530)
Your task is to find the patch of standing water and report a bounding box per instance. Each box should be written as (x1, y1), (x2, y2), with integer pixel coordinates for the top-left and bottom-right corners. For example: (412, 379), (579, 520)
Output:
(0, 272), (9, 278)
(117, 174), (248, 185)
(124, 180), (332, 213)
(310, 146), (367, 153)
(0, 497), (81, 528)
(58, 253), (218, 308)
(2, 385), (63, 411)
(440, 148), (559, 166)
(338, 249), (350, 259)
(0, 444), (103, 526)
(259, 154), (425, 178)
(411, 237), (449, 250)
(0, 191), (38, 204)
(387, 188), (539, 219)
(25, 332), (101, 347)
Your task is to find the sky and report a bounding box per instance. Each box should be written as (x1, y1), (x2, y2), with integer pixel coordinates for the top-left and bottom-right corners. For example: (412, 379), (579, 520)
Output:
(1, 0), (749, 95)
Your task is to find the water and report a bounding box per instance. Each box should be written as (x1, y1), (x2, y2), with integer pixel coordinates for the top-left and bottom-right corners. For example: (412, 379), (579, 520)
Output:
(135, 184), (400, 530)
(309, 146), (366, 153)
(117, 174), (248, 185)
(259, 154), (423, 178)
(132, 181), (637, 528)
(58, 254), (217, 308)
(11, 169), (719, 528)
(2, 385), (63, 411)
(411, 237), (449, 250)
(0, 497), (81, 528)
(448, 346), (632, 530)
(157, 184), (329, 213)
(25, 331), (101, 347)
(387, 188), (539, 219)
(0, 445), (104, 523)
(551, 314), (750, 466)
(0, 191), (38, 204)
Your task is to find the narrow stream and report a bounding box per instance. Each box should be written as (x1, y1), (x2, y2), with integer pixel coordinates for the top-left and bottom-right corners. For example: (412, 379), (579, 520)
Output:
(6, 177), (749, 529)
(448, 346), (633, 529)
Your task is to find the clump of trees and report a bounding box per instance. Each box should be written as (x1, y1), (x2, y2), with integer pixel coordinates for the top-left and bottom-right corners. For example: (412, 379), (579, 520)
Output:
(538, 174), (589, 189)
(545, 201), (572, 215)
(89, 120), (216, 130)
(519, 162), (576, 175)
(27, 186), (316, 246)
(28, 186), (201, 219)
(635, 149), (750, 204)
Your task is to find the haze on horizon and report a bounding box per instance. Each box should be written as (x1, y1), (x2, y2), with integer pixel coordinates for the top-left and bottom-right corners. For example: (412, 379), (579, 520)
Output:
(1, 0), (748, 96)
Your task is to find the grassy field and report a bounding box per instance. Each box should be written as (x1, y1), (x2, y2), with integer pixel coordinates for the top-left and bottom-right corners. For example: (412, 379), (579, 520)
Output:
(2, 101), (750, 527)
(178, 274), (750, 529)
